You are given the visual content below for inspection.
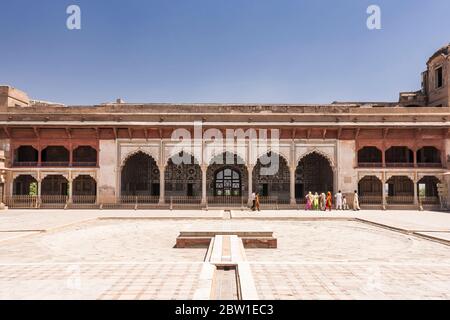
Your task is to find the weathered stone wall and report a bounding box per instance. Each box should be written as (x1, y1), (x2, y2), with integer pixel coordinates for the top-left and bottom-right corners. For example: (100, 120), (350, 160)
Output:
(98, 140), (117, 201)
(337, 140), (358, 200)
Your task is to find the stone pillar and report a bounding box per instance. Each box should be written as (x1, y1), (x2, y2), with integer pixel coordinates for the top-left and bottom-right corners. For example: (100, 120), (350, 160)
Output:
(98, 140), (117, 204)
(413, 149), (417, 168)
(159, 165), (165, 204)
(68, 178), (73, 203)
(37, 179), (42, 197)
(201, 164), (207, 204)
(248, 164), (254, 205)
(413, 178), (419, 206)
(381, 175), (386, 210)
(290, 166), (296, 204)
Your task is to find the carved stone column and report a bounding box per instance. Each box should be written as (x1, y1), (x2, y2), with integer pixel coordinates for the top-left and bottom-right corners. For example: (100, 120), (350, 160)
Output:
(290, 166), (296, 205)
(159, 165), (165, 204)
(68, 178), (73, 204)
(248, 164), (254, 205)
(201, 164), (208, 204)
(413, 178), (419, 206)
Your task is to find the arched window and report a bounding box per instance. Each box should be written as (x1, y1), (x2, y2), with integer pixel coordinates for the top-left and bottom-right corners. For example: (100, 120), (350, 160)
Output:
(14, 146), (38, 166)
(214, 168), (241, 196)
(417, 147), (441, 167)
(358, 147), (382, 167)
(73, 146), (97, 166)
(41, 146), (70, 166)
(385, 147), (414, 167)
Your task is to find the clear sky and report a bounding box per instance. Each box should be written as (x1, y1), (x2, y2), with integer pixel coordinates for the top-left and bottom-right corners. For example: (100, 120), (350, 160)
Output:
(1, 0), (449, 105)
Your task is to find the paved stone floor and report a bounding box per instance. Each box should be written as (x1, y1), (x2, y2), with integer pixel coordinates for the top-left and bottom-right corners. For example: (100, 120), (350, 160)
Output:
(0, 209), (449, 299)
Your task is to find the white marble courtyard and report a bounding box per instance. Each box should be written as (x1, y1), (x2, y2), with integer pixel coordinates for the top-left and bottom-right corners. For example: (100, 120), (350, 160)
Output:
(0, 209), (449, 299)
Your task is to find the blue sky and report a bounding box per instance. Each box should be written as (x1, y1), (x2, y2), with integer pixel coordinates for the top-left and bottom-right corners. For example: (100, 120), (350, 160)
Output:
(1, 0), (449, 105)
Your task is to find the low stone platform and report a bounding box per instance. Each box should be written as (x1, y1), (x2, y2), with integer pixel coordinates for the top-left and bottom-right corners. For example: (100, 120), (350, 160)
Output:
(175, 229), (277, 248)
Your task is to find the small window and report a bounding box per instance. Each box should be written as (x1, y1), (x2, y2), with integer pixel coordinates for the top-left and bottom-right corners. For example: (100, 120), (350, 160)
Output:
(435, 67), (443, 88)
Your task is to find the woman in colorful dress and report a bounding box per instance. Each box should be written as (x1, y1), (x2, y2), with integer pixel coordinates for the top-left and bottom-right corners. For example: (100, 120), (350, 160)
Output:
(320, 192), (326, 211)
(313, 192), (319, 210)
(305, 191), (313, 210)
(326, 191), (332, 211)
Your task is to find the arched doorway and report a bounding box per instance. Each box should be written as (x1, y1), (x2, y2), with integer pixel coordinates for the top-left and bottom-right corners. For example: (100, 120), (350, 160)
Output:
(417, 176), (440, 205)
(386, 176), (414, 204)
(253, 152), (290, 202)
(295, 152), (333, 202)
(73, 175), (97, 204)
(358, 176), (382, 205)
(165, 152), (201, 202)
(13, 175), (38, 195)
(207, 152), (248, 205)
(41, 175), (69, 204)
(121, 152), (160, 202)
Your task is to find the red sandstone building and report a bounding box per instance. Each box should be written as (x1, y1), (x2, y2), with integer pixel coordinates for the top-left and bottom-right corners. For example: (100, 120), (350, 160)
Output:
(0, 44), (449, 210)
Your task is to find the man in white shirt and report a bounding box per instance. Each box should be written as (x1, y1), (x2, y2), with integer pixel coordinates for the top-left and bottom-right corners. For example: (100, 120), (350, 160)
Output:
(335, 190), (343, 210)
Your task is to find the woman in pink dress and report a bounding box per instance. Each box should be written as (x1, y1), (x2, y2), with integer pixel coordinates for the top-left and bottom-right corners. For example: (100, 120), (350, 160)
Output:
(305, 191), (313, 210)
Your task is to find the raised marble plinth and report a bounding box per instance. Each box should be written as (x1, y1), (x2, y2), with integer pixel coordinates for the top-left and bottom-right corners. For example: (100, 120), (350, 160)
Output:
(175, 228), (277, 248)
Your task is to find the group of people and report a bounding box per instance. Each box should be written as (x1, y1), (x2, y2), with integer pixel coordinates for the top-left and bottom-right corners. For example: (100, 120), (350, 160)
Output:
(305, 190), (360, 211)
(249, 190), (361, 212)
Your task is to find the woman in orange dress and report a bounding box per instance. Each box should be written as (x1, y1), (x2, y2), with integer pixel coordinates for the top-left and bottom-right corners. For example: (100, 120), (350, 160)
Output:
(326, 192), (332, 211)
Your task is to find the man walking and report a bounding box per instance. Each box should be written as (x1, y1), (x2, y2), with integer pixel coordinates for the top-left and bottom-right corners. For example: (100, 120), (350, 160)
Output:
(353, 190), (361, 211)
(255, 192), (261, 212)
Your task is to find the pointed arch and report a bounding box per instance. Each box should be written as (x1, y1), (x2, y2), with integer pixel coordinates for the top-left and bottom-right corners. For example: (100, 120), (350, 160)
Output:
(296, 149), (335, 168)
